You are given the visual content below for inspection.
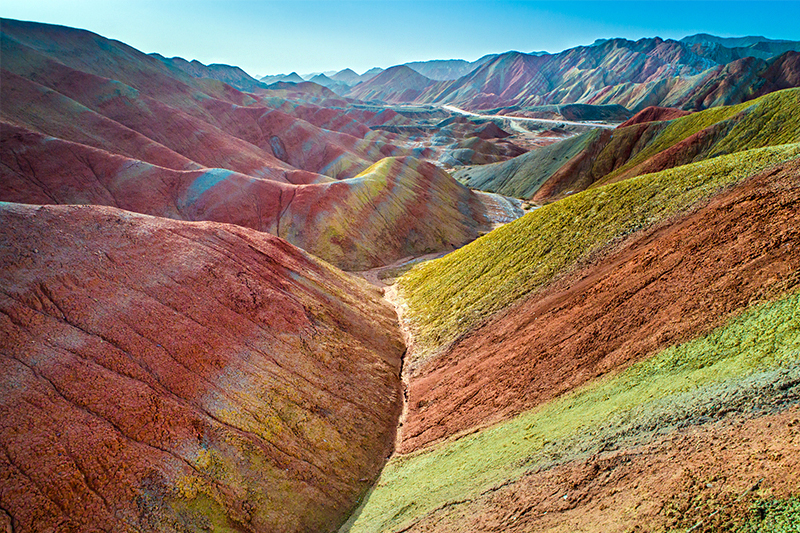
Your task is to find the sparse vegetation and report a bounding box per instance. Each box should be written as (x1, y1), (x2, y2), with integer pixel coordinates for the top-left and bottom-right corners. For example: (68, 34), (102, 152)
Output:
(599, 88), (800, 183)
(600, 100), (752, 181)
(398, 143), (800, 363)
(737, 497), (800, 533)
(346, 289), (800, 533)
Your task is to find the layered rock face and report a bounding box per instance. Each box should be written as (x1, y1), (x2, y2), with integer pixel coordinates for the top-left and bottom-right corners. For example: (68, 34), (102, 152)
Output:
(0, 204), (405, 532)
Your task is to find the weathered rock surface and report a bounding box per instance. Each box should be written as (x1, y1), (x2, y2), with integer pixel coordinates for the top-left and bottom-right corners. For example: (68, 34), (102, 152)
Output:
(0, 203), (404, 532)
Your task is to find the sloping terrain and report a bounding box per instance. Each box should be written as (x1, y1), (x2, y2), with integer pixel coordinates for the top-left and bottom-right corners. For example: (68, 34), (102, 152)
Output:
(0, 19), (521, 270)
(307, 73), (351, 95)
(340, 64), (800, 533)
(0, 203), (404, 532)
(0, 29), (384, 180)
(4, 17), (800, 533)
(345, 149), (800, 533)
(400, 141), (800, 363)
(682, 33), (800, 62)
(0, 127), (501, 270)
(404, 56), (497, 81)
(456, 88), (800, 201)
(618, 106), (692, 127)
(347, 66), (436, 104)
(402, 158), (800, 451)
(152, 54), (269, 93)
(276, 157), (512, 270)
(453, 129), (610, 198)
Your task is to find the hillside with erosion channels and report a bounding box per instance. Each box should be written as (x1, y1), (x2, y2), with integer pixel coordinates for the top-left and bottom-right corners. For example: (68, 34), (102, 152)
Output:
(348, 115), (800, 533)
(0, 19), (527, 270)
(0, 204), (405, 532)
(1, 15), (800, 533)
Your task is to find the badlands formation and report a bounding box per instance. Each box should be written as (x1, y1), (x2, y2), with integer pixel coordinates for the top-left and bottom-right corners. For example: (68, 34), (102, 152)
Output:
(1, 17), (800, 533)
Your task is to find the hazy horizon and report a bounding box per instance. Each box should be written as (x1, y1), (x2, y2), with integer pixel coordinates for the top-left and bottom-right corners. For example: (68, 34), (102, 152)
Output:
(4, 0), (800, 78)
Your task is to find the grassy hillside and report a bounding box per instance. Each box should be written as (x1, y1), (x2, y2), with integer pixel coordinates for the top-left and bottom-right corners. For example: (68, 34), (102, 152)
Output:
(596, 87), (800, 184)
(346, 288), (800, 532)
(456, 89), (800, 202)
(398, 143), (800, 363)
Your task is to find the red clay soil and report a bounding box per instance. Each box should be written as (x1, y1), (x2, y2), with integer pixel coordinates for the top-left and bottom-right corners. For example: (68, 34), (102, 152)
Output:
(610, 119), (730, 184)
(0, 126), (497, 270)
(402, 407), (800, 533)
(619, 106), (692, 127)
(282, 157), (496, 270)
(0, 122), (291, 229)
(685, 56), (772, 110)
(400, 159), (800, 453)
(0, 204), (404, 532)
(472, 123), (512, 140)
(2, 25), (398, 181)
(0, 46), (291, 179)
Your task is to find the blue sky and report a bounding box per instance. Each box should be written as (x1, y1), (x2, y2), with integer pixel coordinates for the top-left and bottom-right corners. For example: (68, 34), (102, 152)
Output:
(3, 1), (800, 77)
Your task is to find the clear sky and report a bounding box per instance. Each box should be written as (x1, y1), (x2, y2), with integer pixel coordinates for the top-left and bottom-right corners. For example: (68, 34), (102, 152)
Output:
(3, 0), (800, 77)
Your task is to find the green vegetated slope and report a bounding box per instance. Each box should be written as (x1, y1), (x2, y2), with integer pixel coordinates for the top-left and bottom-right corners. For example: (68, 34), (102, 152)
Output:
(398, 142), (800, 363)
(598, 100), (753, 180)
(346, 289), (800, 533)
(453, 129), (604, 198)
(599, 88), (800, 184)
(455, 88), (800, 202)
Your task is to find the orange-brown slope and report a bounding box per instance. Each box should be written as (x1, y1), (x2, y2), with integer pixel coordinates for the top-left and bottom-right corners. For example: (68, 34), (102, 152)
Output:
(401, 159), (800, 453)
(0, 203), (404, 532)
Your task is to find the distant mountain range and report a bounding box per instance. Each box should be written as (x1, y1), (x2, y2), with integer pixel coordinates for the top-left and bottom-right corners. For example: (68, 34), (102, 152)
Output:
(253, 34), (800, 111)
(157, 33), (800, 113)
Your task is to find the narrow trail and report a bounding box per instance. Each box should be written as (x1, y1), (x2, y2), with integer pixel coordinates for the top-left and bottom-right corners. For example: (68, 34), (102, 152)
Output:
(351, 193), (526, 459)
(337, 258), (427, 533)
(353, 252), (442, 455)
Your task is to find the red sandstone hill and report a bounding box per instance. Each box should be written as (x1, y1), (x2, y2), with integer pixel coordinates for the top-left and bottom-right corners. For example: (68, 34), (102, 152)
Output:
(0, 202), (405, 532)
(1, 125), (504, 270)
(619, 106), (693, 127)
(346, 65), (436, 104)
